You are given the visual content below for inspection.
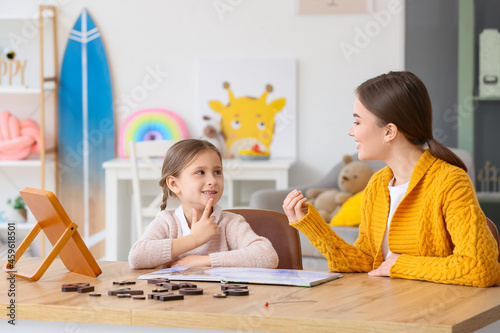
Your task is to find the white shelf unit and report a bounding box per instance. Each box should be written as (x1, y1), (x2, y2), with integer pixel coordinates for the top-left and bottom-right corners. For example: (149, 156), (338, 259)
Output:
(0, 5), (59, 258)
(0, 85), (55, 94)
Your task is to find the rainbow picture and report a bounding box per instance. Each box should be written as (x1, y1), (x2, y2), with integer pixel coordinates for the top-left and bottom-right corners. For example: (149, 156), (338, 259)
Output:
(118, 108), (189, 157)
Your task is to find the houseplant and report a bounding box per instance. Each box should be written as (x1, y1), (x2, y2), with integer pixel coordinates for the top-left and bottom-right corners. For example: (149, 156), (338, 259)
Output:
(7, 195), (27, 222)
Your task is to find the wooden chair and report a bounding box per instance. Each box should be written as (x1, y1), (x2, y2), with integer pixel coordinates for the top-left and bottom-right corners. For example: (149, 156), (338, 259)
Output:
(486, 217), (500, 263)
(226, 209), (303, 270)
(129, 140), (176, 242)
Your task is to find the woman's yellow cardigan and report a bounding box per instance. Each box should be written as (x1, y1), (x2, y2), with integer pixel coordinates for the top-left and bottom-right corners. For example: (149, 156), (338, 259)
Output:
(291, 150), (500, 287)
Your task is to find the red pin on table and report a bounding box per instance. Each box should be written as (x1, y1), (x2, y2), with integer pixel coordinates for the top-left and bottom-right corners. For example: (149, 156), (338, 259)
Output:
(264, 300), (317, 307)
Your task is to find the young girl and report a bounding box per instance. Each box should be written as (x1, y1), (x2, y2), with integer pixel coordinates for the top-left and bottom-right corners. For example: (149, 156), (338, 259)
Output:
(128, 139), (278, 269)
(283, 71), (500, 287)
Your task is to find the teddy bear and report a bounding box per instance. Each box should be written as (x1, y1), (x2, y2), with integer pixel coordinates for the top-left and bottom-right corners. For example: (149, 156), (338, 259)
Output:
(200, 115), (226, 156)
(306, 155), (374, 223)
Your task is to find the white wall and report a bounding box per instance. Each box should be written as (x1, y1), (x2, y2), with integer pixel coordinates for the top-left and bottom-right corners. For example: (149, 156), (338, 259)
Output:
(1, 0), (405, 187)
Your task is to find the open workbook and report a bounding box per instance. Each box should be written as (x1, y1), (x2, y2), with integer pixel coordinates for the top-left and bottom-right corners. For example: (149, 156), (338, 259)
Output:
(138, 266), (342, 287)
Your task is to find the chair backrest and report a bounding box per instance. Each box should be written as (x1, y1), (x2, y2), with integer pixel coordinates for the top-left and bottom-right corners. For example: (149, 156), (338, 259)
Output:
(129, 140), (176, 241)
(486, 217), (500, 263)
(226, 209), (303, 270)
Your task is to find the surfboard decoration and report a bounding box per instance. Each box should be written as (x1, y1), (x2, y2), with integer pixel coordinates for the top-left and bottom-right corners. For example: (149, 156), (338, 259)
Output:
(118, 108), (189, 157)
(58, 9), (113, 256)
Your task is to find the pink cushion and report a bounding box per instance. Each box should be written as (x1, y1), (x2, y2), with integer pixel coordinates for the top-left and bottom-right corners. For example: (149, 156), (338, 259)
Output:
(0, 111), (41, 160)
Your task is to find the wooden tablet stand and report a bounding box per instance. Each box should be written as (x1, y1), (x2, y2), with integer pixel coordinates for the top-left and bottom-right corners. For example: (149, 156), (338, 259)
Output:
(3, 187), (102, 281)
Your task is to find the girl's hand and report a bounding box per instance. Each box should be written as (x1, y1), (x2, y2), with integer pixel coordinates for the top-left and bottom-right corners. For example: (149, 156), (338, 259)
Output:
(190, 198), (219, 246)
(368, 253), (400, 277)
(282, 189), (309, 223)
(171, 255), (211, 267)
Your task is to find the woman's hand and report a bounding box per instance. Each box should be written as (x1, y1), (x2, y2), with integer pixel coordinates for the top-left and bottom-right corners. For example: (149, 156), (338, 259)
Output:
(190, 198), (219, 246)
(171, 255), (211, 267)
(282, 189), (309, 223)
(368, 253), (400, 277)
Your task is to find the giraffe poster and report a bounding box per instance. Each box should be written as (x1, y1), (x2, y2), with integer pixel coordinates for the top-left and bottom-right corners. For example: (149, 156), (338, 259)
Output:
(196, 57), (297, 160)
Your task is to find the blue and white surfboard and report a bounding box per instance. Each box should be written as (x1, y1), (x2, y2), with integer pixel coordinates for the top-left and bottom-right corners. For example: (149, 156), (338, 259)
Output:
(58, 9), (114, 256)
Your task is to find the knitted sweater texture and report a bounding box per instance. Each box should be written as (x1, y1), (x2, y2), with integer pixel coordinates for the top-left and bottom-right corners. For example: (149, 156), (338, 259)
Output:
(291, 150), (500, 287)
(129, 210), (279, 269)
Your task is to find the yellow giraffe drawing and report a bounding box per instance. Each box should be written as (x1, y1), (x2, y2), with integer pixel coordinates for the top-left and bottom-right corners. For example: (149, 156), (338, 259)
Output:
(208, 82), (286, 158)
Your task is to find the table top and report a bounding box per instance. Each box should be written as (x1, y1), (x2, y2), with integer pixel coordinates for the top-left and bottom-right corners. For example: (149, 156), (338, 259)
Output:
(2, 258), (500, 332)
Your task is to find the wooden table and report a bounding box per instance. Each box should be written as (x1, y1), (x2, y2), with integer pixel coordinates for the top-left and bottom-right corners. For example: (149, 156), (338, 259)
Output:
(2, 258), (500, 332)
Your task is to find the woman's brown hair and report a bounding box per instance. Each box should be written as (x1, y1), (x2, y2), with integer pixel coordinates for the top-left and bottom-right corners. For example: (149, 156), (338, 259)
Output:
(158, 139), (223, 210)
(356, 71), (467, 172)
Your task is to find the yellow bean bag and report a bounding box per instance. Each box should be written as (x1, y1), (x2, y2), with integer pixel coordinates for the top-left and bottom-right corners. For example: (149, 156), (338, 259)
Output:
(329, 191), (363, 226)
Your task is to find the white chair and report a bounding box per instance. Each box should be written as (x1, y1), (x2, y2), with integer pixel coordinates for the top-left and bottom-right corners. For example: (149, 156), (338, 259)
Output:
(129, 140), (176, 241)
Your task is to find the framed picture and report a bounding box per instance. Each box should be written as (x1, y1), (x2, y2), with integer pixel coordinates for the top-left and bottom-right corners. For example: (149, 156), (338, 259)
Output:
(296, 0), (373, 15)
(196, 57), (297, 159)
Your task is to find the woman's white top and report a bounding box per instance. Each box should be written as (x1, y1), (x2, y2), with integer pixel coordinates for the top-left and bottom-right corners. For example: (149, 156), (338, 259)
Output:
(381, 177), (410, 259)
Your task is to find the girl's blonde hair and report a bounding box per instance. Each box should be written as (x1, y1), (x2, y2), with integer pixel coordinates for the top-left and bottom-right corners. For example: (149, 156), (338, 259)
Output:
(158, 139), (222, 210)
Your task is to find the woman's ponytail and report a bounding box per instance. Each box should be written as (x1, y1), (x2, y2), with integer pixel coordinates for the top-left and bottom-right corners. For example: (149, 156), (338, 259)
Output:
(427, 138), (468, 172)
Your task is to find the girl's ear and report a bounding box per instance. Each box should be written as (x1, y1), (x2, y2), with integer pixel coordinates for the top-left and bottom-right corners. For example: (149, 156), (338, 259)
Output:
(167, 176), (181, 195)
(384, 123), (398, 143)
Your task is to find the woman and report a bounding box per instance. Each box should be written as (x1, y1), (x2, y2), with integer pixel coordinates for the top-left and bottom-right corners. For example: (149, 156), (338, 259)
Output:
(283, 71), (500, 287)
